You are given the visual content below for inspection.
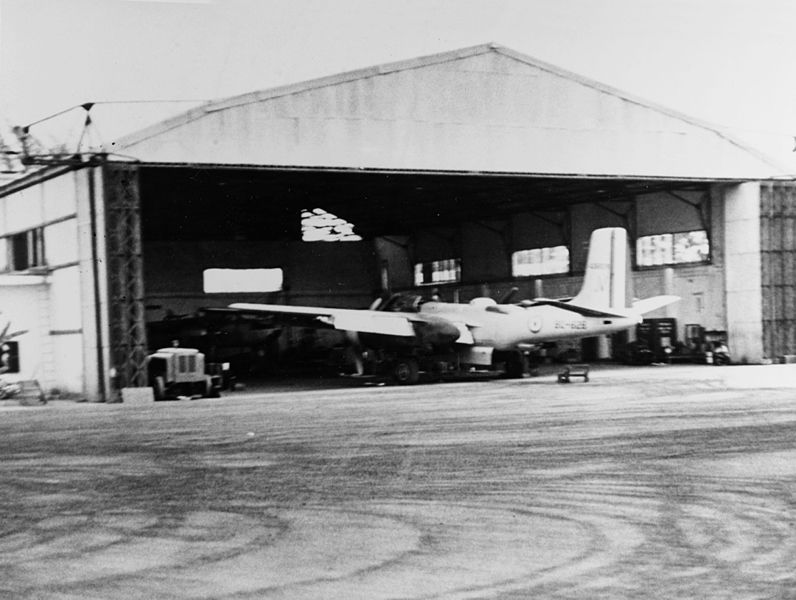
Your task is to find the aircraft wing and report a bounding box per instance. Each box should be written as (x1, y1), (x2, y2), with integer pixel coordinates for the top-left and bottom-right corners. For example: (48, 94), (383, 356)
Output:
(229, 303), (417, 337)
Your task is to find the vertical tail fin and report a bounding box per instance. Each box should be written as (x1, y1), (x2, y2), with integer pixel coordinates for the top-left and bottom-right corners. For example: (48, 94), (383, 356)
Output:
(571, 227), (630, 310)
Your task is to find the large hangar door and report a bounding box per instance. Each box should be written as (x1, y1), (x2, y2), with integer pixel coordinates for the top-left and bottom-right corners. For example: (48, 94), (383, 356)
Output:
(760, 183), (796, 359)
(104, 163), (148, 390)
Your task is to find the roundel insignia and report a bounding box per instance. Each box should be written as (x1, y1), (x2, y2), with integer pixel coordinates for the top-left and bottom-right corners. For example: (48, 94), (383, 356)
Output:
(527, 315), (542, 333)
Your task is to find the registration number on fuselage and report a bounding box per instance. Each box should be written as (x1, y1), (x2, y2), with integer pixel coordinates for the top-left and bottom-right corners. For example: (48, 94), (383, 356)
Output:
(554, 319), (588, 330)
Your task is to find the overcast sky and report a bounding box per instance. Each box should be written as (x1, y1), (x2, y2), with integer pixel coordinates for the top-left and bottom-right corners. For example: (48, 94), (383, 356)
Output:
(2, 0), (796, 158)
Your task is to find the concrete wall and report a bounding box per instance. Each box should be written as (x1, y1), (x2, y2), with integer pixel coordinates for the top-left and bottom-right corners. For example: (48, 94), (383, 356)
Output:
(48, 266), (85, 392)
(77, 167), (111, 402)
(723, 182), (764, 363)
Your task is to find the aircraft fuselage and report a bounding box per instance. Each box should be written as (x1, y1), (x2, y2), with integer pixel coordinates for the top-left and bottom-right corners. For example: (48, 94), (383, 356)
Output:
(418, 301), (640, 350)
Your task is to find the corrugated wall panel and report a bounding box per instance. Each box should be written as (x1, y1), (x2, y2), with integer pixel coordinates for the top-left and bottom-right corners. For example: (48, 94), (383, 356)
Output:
(760, 183), (796, 358)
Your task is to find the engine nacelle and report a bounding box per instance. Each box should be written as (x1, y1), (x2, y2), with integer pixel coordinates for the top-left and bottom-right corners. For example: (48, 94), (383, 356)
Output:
(469, 297), (497, 309)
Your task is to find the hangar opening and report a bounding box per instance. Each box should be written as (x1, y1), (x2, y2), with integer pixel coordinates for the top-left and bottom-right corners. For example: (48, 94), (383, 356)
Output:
(133, 163), (716, 384)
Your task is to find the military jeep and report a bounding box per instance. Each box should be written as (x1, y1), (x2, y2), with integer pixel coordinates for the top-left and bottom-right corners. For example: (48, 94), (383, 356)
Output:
(145, 347), (222, 400)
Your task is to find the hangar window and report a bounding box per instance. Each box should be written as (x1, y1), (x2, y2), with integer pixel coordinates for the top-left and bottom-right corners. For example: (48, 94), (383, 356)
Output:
(414, 258), (461, 286)
(301, 208), (362, 242)
(511, 245), (570, 277)
(6, 227), (45, 272)
(203, 268), (283, 293)
(636, 230), (709, 267)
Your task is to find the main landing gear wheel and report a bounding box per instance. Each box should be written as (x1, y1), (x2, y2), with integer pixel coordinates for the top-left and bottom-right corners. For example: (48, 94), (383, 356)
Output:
(392, 358), (420, 385)
(500, 351), (528, 379)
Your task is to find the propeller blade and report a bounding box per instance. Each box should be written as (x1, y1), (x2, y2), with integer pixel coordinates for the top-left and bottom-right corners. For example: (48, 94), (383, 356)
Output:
(502, 287), (520, 304)
(352, 350), (365, 376)
(345, 330), (366, 375)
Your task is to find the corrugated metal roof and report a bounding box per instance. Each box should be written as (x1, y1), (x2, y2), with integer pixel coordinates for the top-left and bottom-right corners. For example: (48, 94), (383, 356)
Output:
(110, 43), (792, 179)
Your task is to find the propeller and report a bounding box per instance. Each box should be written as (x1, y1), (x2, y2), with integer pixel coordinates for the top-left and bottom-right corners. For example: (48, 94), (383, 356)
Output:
(501, 287), (520, 304)
(345, 330), (366, 375)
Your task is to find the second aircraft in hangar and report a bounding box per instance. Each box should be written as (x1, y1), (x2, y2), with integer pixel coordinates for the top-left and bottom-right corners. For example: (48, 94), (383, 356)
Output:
(230, 228), (679, 383)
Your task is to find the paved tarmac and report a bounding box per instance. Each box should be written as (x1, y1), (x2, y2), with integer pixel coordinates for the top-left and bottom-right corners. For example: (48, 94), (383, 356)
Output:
(2, 364), (796, 599)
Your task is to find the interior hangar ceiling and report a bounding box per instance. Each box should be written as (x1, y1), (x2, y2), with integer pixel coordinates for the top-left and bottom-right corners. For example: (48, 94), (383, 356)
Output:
(139, 164), (713, 242)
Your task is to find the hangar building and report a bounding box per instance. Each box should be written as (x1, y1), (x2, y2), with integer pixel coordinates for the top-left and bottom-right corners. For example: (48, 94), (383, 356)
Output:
(1, 43), (794, 401)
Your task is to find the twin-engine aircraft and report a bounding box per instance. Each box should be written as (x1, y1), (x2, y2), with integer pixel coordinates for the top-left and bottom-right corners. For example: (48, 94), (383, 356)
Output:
(230, 228), (679, 383)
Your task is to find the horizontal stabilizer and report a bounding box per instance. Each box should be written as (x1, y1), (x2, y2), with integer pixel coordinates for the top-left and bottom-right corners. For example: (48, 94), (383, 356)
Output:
(632, 295), (680, 315)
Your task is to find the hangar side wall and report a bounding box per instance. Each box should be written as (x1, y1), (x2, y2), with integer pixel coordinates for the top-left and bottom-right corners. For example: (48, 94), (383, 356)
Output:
(0, 276), (50, 386)
(143, 240), (380, 321)
(0, 169), (92, 395)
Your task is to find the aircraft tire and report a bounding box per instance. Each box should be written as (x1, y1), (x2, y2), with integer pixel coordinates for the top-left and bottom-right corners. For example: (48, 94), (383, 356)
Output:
(392, 358), (420, 385)
(500, 351), (527, 379)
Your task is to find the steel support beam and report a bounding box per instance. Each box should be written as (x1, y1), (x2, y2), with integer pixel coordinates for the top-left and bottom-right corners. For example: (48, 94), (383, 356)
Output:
(103, 163), (148, 391)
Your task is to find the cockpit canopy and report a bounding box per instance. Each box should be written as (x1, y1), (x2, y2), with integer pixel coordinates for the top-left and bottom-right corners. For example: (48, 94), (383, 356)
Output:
(377, 293), (426, 313)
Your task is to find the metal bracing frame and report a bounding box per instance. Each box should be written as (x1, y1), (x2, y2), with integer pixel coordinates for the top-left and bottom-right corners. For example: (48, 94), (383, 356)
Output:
(590, 200), (636, 267)
(593, 200), (635, 235)
(409, 226), (461, 264)
(515, 208), (571, 247)
(665, 190), (711, 232)
(103, 163), (148, 390)
(665, 189), (713, 263)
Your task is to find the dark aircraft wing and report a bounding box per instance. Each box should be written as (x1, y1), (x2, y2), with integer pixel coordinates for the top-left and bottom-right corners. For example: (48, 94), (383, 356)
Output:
(517, 299), (630, 319)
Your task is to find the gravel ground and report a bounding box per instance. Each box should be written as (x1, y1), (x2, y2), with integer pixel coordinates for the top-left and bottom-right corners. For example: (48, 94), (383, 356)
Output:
(2, 364), (796, 599)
